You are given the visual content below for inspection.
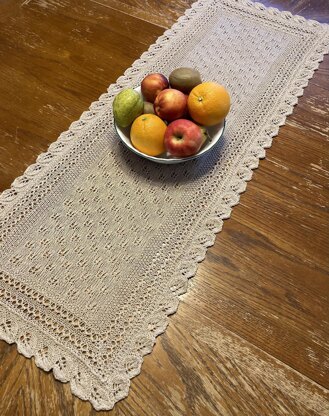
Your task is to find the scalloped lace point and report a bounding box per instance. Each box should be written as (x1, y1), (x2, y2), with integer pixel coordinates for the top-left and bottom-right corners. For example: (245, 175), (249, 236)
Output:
(0, 0), (328, 410)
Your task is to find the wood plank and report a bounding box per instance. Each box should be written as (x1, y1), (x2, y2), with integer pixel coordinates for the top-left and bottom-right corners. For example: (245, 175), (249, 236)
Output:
(0, 0), (164, 192)
(89, 0), (195, 28)
(181, 217), (329, 387)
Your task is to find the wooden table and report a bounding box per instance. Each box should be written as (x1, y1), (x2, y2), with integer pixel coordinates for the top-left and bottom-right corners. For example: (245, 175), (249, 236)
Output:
(0, 1), (328, 415)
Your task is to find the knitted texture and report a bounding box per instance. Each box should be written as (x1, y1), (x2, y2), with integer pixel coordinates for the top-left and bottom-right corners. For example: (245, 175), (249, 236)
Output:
(0, 0), (328, 410)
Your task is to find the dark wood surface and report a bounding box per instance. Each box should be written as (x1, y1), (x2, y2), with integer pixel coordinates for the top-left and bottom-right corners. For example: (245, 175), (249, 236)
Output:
(0, 1), (328, 415)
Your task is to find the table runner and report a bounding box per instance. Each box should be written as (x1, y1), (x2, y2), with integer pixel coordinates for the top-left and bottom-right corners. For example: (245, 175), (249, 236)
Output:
(0, 0), (328, 410)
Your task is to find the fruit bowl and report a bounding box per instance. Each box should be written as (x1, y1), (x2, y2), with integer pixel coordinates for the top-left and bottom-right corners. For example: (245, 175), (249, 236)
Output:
(114, 86), (226, 164)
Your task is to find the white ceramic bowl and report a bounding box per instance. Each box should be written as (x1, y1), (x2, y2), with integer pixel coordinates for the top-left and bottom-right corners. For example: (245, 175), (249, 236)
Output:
(114, 87), (225, 164)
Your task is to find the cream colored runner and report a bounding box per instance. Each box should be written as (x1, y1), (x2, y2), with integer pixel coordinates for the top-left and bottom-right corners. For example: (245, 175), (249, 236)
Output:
(0, 0), (328, 410)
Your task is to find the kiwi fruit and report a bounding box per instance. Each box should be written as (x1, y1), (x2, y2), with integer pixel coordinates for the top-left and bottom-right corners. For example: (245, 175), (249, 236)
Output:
(169, 67), (202, 93)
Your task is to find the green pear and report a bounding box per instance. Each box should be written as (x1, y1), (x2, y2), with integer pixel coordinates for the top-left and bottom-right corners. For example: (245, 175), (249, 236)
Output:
(113, 89), (143, 127)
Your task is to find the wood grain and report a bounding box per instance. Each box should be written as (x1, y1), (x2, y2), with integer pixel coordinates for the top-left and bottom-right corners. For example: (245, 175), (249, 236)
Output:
(90, 0), (195, 28)
(0, 0), (164, 192)
(0, 0), (328, 415)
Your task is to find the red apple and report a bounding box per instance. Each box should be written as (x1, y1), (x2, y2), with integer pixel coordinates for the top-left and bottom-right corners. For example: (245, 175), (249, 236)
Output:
(164, 119), (203, 157)
(154, 89), (187, 122)
(141, 73), (169, 103)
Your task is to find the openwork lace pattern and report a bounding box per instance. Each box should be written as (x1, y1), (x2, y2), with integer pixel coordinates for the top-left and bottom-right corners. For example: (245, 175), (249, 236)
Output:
(0, 0), (328, 410)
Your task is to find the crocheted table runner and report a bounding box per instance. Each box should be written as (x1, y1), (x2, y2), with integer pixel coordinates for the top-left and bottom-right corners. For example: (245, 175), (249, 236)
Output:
(0, 0), (328, 410)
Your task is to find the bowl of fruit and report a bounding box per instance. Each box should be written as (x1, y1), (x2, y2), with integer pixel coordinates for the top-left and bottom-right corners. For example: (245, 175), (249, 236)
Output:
(113, 68), (230, 164)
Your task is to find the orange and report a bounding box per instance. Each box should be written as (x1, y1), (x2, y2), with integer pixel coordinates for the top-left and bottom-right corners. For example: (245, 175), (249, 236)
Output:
(130, 114), (167, 156)
(187, 82), (230, 126)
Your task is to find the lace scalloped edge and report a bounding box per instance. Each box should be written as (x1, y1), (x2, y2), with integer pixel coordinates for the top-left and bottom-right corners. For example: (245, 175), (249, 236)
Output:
(0, 0), (329, 411)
